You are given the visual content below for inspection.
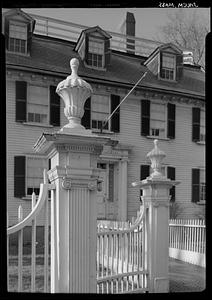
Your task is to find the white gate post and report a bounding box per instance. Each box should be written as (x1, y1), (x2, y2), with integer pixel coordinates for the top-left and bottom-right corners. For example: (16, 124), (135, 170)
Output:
(34, 58), (111, 293)
(132, 140), (180, 293)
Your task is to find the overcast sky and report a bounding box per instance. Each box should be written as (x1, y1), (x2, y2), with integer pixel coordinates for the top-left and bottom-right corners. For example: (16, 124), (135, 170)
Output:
(22, 7), (210, 40)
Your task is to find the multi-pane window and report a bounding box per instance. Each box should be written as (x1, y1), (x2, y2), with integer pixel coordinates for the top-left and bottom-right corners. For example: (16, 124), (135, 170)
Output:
(14, 156), (48, 198)
(16, 81), (60, 126)
(81, 94), (120, 132)
(161, 54), (176, 80)
(27, 157), (47, 196)
(91, 94), (109, 130)
(192, 107), (205, 142)
(9, 21), (27, 54)
(27, 85), (48, 124)
(192, 168), (205, 203)
(150, 102), (166, 138)
(88, 38), (104, 68)
(141, 100), (175, 139)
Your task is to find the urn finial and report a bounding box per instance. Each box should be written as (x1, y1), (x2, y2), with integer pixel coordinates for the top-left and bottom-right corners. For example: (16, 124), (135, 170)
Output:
(70, 58), (79, 77)
(147, 139), (166, 179)
(56, 58), (93, 133)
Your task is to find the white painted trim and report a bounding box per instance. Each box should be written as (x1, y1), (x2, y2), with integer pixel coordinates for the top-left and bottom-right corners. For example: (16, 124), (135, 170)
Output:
(169, 248), (205, 268)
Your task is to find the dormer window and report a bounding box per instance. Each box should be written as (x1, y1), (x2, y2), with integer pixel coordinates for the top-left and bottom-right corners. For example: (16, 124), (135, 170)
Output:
(161, 53), (176, 80)
(144, 43), (183, 82)
(3, 8), (35, 56)
(9, 21), (27, 54)
(88, 38), (104, 68)
(75, 26), (112, 70)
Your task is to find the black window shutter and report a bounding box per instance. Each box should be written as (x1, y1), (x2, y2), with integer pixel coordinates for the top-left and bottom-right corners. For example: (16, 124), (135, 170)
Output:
(192, 107), (200, 142)
(14, 156), (26, 198)
(27, 23), (32, 54)
(192, 168), (200, 203)
(81, 97), (91, 129)
(159, 52), (163, 77)
(4, 18), (9, 50)
(140, 165), (150, 197)
(50, 86), (60, 126)
(110, 94), (120, 132)
(167, 103), (175, 139)
(16, 81), (27, 122)
(141, 100), (150, 136)
(104, 39), (111, 67)
(167, 166), (176, 202)
(48, 158), (51, 170)
(85, 35), (89, 64)
(176, 54), (183, 81)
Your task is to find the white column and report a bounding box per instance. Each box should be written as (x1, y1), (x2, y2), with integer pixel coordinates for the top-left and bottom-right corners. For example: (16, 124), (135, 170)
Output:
(119, 158), (128, 221)
(48, 166), (98, 293)
(132, 140), (180, 293)
(141, 181), (173, 293)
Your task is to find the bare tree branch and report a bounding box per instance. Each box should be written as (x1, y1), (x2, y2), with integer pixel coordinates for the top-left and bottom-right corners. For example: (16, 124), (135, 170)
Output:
(155, 9), (209, 68)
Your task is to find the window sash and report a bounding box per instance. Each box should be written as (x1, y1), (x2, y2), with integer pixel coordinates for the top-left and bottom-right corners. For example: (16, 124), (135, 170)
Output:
(88, 39), (104, 54)
(91, 94), (109, 129)
(27, 85), (49, 124)
(9, 38), (26, 53)
(88, 53), (103, 68)
(161, 53), (176, 80)
(150, 102), (165, 137)
(9, 22), (27, 40)
(26, 157), (47, 196)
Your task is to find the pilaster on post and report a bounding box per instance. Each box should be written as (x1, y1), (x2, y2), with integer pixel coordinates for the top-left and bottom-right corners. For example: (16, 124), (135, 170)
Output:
(132, 139), (180, 293)
(34, 58), (112, 293)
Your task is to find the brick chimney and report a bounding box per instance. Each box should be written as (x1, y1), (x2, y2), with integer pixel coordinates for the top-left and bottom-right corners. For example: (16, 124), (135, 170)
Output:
(126, 12), (135, 54)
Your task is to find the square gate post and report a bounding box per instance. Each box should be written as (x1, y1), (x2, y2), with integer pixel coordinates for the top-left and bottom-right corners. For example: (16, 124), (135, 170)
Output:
(132, 140), (180, 293)
(34, 58), (112, 293)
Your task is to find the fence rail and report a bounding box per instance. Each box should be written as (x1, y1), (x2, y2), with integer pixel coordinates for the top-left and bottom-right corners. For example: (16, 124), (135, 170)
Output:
(29, 13), (162, 57)
(96, 205), (149, 293)
(169, 219), (206, 267)
(7, 170), (54, 292)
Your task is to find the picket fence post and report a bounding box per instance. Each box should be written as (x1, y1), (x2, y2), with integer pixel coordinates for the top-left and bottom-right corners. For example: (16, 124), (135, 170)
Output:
(132, 140), (180, 293)
(34, 58), (111, 293)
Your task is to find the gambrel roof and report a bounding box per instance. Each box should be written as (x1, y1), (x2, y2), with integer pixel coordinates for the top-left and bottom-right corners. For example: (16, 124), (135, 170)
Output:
(6, 34), (205, 99)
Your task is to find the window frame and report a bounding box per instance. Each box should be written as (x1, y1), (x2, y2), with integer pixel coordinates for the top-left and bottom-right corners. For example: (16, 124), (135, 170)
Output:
(90, 93), (111, 131)
(160, 52), (176, 81)
(26, 83), (50, 126)
(87, 37), (105, 69)
(8, 20), (28, 54)
(25, 155), (48, 198)
(149, 100), (167, 138)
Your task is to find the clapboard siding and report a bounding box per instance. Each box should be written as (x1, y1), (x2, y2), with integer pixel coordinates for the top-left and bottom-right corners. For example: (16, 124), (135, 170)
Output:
(6, 77), (65, 225)
(7, 74), (205, 225)
(113, 95), (205, 221)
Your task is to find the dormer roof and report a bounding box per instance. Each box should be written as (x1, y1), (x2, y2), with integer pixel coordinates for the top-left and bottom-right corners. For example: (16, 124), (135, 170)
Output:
(144, 43), (183, 66)
(74, 25), (112, 52)
(2, 8), (36, 32)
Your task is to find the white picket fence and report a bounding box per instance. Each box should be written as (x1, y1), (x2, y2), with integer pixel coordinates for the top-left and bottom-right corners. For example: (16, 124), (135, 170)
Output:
(96, 206), (148, 293)
(169, 219), (206, 267)
(7, 171), (206, 293)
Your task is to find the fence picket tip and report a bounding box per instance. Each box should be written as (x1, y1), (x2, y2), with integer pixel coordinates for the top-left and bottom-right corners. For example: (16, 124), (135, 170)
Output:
(31, 192), (36, 209)
(43, 168), (48, 184)
(18, 205), (23, 221)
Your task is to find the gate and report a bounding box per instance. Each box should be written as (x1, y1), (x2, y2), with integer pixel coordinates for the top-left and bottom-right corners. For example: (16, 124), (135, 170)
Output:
(96, 205), (149, 293)
(7, 170), (54, 292)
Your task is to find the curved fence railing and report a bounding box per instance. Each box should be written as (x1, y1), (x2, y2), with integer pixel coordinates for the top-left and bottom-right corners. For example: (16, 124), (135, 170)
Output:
(7, 169), (55, 292)
(96, 205), (149, 293)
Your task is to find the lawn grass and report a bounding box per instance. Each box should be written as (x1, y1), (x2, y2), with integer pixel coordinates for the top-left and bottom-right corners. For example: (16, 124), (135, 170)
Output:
(8, 255), (50, 293)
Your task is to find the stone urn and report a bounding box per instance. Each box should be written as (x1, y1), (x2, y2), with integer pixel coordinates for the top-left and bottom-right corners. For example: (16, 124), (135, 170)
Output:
(56, 58), (93, 133)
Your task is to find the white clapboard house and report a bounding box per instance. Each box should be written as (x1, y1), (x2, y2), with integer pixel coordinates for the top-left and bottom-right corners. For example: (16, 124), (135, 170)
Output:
(4, 8), (205, 227)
